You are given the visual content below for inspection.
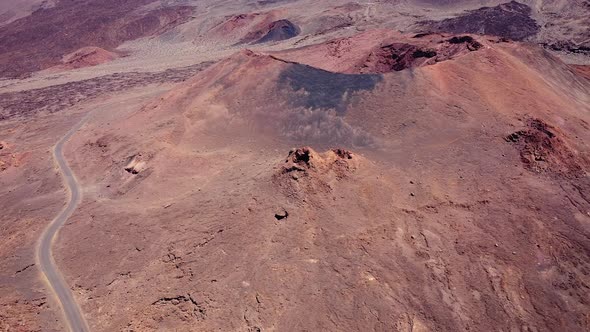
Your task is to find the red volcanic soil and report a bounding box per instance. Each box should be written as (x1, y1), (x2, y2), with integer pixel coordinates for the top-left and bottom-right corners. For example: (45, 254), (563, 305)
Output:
(0, 141), (27, 172)
(50, 36), (590, 331)
(1, 1), (589, 331)
(505, 118), (590, 176)
(211, 13), (261, 36)
(572, 64), (590, 80)
(274, 29), (485, 74)
(0, 0), (193, 78)
(251, 19), (300, 44)
(360, 35), (482, 73)
(210, 10), (292, 44)
(238, 14), (299, 44)
(50, 46), (120, 71)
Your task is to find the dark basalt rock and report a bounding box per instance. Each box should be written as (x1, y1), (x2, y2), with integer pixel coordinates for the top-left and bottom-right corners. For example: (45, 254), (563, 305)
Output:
(447, 36), (483, 50)
(424, 1), (540, 41)
(412, 49), (437, 58)
(278, 63), (382, 114)
(544, 41), (590, 56)
(274, 209), (289, 220)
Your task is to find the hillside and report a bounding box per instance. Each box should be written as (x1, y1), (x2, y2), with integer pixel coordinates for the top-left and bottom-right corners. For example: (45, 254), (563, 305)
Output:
(0, 1), (589, 331)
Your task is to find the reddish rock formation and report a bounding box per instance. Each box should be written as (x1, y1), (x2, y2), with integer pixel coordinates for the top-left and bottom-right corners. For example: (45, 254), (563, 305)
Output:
(505, 118), (589, 176)
(241, 19), (300, 44)
(274, 30), (486, 74)
(51, 47), (120, 71)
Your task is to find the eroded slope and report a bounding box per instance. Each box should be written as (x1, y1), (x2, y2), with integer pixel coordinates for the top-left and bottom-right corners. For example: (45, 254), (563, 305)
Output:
(50, 32), (590, 331)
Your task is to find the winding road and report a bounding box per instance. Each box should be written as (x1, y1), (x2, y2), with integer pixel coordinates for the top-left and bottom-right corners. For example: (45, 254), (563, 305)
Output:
(36, 114), (91, 332)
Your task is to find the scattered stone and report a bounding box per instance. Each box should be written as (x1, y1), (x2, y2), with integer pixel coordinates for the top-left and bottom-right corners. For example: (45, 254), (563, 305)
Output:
(124, 154), (147, 175)
(412, 49), (437, 58)
(287, 147), (312, 165)
(413, 32), (433, 38)
(274, 209), (289, 220)
(332, 148), (354, 160)
(124, 167), (139, 175)
(447, 36), (483, 50)
(505, 118), (588, 175)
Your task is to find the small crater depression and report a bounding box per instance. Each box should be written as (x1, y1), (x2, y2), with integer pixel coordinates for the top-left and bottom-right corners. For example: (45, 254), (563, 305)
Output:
(357, 35), (483, 74)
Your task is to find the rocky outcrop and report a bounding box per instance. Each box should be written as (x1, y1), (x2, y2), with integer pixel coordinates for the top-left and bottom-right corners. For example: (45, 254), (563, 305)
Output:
(274, 147), (360, 199)
(242, 19), (300, 44)
(505, 118), (589, 176)
(357, 34), (483, 73)
(0, 1), (194, 78)
(255, 19), (300, 43)
(56, 46), (120, 70)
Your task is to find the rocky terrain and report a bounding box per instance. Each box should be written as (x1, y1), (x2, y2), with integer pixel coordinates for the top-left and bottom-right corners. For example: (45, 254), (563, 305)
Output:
(0, 0), (194, 78)
(1, 1), (589, 332)
(423, 1), (540, 41)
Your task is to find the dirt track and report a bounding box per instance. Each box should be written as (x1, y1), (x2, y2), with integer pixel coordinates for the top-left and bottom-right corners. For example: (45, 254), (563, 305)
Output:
(36, 113), (91, 332)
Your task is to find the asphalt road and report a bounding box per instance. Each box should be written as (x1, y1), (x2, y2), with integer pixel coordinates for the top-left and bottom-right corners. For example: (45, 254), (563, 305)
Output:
(36, 114), (91, 332)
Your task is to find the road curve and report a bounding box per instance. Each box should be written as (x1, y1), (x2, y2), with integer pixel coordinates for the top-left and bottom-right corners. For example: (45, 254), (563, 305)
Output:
(36, 114), (91, 332)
